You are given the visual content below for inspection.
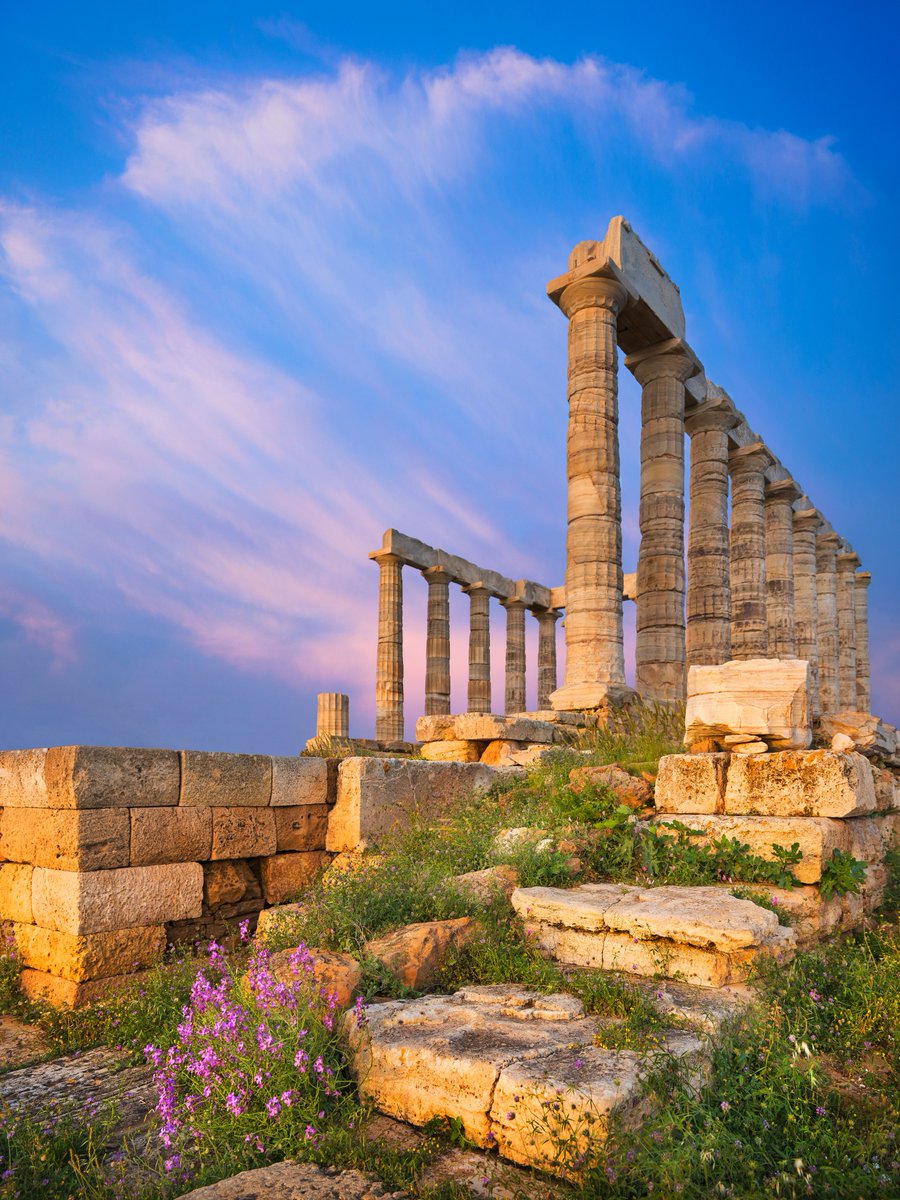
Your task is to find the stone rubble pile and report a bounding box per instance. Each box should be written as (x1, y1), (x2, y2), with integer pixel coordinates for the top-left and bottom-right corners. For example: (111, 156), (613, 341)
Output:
(415, 711), (587, 766)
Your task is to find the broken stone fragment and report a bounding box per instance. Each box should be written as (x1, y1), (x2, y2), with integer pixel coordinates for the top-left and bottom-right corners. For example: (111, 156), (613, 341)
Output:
(364, 918), (476, 990)
(268, 946), (362, 1008)
(568, 764), (652, 809)
(419, 740), (482, 763)
(655, 753), (728, 815)
(450, 865), (519, 904)
(491, 828), (548, 856)
(684, 658), (811, 750)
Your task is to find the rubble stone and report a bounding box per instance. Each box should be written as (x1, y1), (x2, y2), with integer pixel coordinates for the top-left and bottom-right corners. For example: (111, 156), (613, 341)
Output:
(568, 764), (652, 809)
(269, 947), (362, 1008)
(420, 740), (482, 762)
(177, 1161), (406, 1200)
(685, 658), (811, 749)
(451, 865), (519, 904)
(365, 918), (476, 990)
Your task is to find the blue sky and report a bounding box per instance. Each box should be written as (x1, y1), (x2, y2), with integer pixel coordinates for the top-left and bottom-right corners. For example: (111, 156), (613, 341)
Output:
(1, 1), (898, 751)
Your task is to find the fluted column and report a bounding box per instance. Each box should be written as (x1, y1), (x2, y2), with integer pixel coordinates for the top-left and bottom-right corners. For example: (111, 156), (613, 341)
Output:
(502, 597), (527, 714)
(536, 609), (560, 709)
(684, 401), (738, 667)
(764, 478), (801, 658)
(547, 252), (629, 710)
(836, 545), (860, 711)
(625, 340), (698, 703)
(372, 552), (404, 741)
(728, 442), (774, 659)
(854, 572), (872, 712)
(422, 566), (452, 717)
(317, 692), (349, 739)
(792, 507), (821, 716)
(464, 583), (491, 713)
(816, 532), (841, 714)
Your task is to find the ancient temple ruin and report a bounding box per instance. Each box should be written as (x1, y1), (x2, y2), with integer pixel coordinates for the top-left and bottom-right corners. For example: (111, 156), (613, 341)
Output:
(365, 217), (871, 741)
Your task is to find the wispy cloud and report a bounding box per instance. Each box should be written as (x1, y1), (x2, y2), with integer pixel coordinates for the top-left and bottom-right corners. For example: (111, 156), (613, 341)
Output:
(0, 584), (77, 669)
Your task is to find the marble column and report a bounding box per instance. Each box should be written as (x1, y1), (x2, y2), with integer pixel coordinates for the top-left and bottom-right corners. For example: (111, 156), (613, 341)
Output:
(625, 339), (698, 703)
(684, 401), (739, 667)
(423, 566), (452, 717)
(373, 551), (404, 741)
(464, 583), (491, 714)
(548, 257), (629, 710)
(728, 442), (774, 660)
(764, 478), (801, 658)
(502, 597), (527, 714)
(536, 609), (560, 709)
(836, 545), (860, 711)
(815, 532), (841, 715)
(854, 571), (872, 713)
(792, 507), (821, 716)
(316, 692), (349, 740)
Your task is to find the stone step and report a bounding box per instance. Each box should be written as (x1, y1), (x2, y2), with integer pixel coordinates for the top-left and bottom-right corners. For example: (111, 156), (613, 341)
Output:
(342, 984), (703, 1175)
(512, 884), (795, 988)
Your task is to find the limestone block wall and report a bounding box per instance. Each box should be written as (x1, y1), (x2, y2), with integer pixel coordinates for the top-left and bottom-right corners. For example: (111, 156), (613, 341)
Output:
(0, 747), (333, 1006)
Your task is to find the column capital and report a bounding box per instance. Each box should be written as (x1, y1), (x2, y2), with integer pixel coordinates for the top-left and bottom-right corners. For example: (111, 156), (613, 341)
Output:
(500, 595), (527, 611)
(728, 441), (774, 476)
(462, 580), (491, 597)
(624, 336), (701, 386)
(765, 477), (802, 504)
(837, 547), (861, 570)
(684, 399), (740, 436)
(421, 564), (453, 585)
(793, 507), (821, 533)
(554, 274), (629, 319)
(370, 549), (403, 567)
(854, 571), (872, 588)
(816, 531), (841, 553)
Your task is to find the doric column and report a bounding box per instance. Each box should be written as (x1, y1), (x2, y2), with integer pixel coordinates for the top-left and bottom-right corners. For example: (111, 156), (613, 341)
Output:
(502, 597), (527, 714)
(815, 532), (841, 714)
(547, 254), (629, 710)
(684, 400), (739, 667)
(836, 545), (860, 711)
(316, 692), (349, 739)
(792, 507), (821, 716)
(764, 478), (801, 658)
(372, 551), (404, 741)
(422, 566), (452, 717)
(728, 442), (774, 659)
(464, 583), (491, 714)
(625, 339), (699, 703)
(854, 571), (872, 712)
(536, 609), (560, 709)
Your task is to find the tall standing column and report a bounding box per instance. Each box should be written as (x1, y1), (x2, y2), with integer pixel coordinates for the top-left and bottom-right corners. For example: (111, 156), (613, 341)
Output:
(423, 566), (452, 717)
(464, 583), (491, 714)
(854, 571), (872, 712)
(764, 478), (801, 658)
(792, 507), (821, 716)
(684, 401), (738, 667)
(536, 609), (560, 709)
(547, 254), (630, 710)
(625, 340), (698, 703)
(836, 545), (860, 711)
(372, 552), (404, 741)
(728, 443), (774, 659)
(502, 597), (527, 714)
(816, 532), (841, 715)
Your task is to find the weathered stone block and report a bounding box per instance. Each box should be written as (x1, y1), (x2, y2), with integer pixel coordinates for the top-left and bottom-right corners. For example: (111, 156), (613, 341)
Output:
(0, 808), (130, 871)
(451, 865), (519, 904)
(31, 863), (203, 935)
(723, 750), (876, 818)
(210, 808), (276, 859)
(685, 659), (811, 749)
(12, 922), (166, 981)
(180, 751), (272, 807)
(365, 918), (476, 990)
(19, 967), (154, 1008)
(327, 758), (498, 852)
(478, 740), (524, 765)
(0, 747), (180, 809)
(274, 805), (329, 852)
(131, 806), (211, 866)
(0, 864), (33, 924)
(270, 756), (329, 806)
(415, 714), (557, 745)
(817, 712), (898, 764)
(203, 859), (260, 909)
(260, 852), (330, 904)
(655, 753), (728, 814)
(845, 815), (896, 864)
(420, 740), (482, 763)
(268, 947), (361, 1007)
(664, 814), (848, 884)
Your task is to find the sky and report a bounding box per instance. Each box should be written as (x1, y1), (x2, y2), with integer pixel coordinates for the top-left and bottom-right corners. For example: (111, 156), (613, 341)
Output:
(1, 1), (898, 752)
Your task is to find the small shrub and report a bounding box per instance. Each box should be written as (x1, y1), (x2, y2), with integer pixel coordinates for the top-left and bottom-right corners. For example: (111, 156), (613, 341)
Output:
(819, 849), (867, 901)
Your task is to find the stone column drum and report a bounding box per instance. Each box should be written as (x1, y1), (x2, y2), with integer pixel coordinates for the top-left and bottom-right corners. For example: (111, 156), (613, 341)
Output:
(815, 532), (841, 715)
(316, 692), (349, 740)
(502, 597), (527, 714)
(536, 610), (560, 710)
(835, 546), (860, 711)
(684, 402), (738, 668)
(792, 508), (820, 717)
(423, 566), (452, 717)
(764, 478), (801, 658)
(548, 255), (629, 710)
(728, 442), (774, 659)
(372, 551), (404, 742)
(464, 583), (492, 714)
(625, 340), (698, 703)
(854, 571), (872, 712)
